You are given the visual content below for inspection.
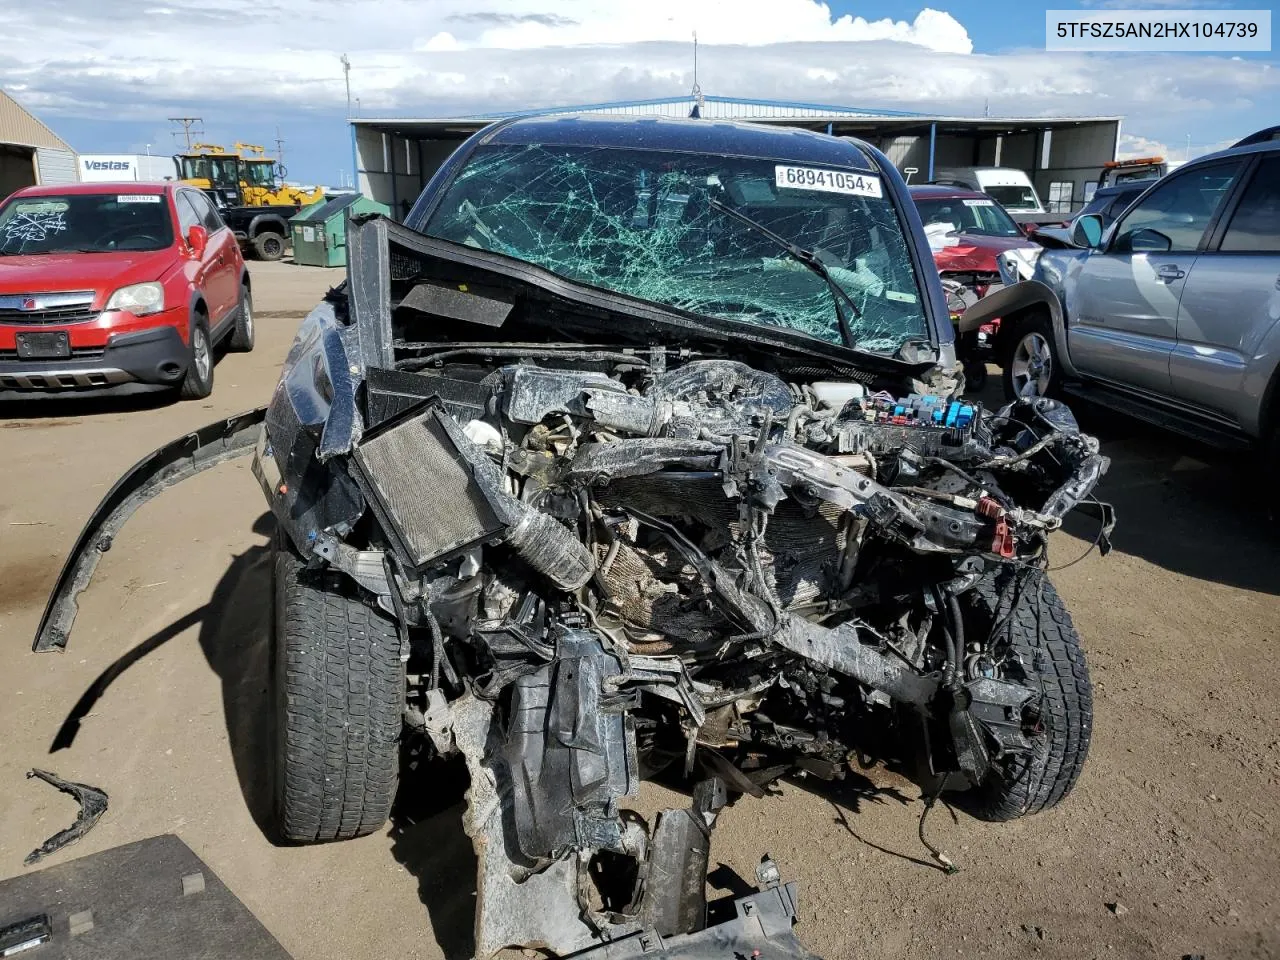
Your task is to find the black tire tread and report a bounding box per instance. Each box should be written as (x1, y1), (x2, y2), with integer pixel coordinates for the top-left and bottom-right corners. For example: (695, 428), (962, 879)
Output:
(959, 573), (1092, 821)
(178, 316), (213, 400)
(273, 542), (403, 842)
(253, 231), (285, 262)
(1264, 423), (1280, 528)
(228, 285), (254, 352)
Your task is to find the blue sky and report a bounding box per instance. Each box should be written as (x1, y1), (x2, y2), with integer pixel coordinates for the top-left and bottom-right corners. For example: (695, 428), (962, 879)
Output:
(2, 0), (1273, 185)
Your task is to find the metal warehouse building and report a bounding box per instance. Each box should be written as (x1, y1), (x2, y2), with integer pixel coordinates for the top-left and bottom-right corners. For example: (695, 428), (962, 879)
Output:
(351, 94), (1121, 220)
(0, 88), (78, 198)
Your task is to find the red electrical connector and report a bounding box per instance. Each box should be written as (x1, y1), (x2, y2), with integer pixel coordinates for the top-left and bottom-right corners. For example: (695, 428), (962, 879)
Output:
(992, 516), (1015, 558)
(976, 495), (1003, 519)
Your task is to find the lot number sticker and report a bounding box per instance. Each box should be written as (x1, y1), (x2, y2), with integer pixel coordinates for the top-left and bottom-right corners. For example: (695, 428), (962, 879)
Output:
(117, 195), (161, 204)
(962, 198), (994, 207)
(775, 165), (882, 198)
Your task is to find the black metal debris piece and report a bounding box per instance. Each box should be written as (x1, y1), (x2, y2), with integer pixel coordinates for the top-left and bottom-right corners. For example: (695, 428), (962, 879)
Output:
(567, 858), (822, 960)
(25, 769), (109, 866)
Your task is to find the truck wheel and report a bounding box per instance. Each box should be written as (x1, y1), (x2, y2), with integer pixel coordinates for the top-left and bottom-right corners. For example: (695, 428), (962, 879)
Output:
(1002, 313), (1060, 400)
(963, 358), (988, 393)
(178, 316), (214, 400)
(955, 573), (1093, 821)
(1265, 423), (1280, 530)
(272, 537), (404, 842)
(228, 284), (255, 352)
(253, 231), (286, 262)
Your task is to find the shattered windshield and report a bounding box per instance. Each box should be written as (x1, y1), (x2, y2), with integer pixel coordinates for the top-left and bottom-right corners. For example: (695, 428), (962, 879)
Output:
(0, 194), (174, 254)
(423, 144), (930, 352)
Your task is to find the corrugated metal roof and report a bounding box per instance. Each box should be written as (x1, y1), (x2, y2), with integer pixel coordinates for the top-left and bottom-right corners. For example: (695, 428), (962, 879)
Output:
(352, 95), (1121, 127)
(0, 89), (74, 151)
(476, 95), (927, 121)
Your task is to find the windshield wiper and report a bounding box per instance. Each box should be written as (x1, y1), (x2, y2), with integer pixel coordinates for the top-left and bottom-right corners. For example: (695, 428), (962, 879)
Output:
(707, 197), (860, 348)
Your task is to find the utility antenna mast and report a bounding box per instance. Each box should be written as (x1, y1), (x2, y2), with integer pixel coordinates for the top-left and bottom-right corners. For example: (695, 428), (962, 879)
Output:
(168, 117), (204, 150)
(340, 54), (352, 117)
(689, 31), (705, 118)
(275, 126), (286, 166)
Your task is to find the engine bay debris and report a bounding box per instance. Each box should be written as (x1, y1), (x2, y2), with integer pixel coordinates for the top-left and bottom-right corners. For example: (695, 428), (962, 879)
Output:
(274, 223), (1108, 956)
(34, 217), (1112, 958)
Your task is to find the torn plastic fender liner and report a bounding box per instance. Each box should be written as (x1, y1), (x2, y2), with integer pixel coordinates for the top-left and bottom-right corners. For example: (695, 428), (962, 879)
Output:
(24, 769), (108, 866)
(33, 408), (267, 653)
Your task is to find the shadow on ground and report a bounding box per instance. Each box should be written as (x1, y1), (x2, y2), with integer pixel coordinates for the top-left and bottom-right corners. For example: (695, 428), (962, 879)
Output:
(50, 512), (274, 813)
(1062, 404), (1280, 596)
(49, 513), (480, 960)
(0, 391), (177, 421)
(0, 343), (235, 421)
(971, 373), (1280, 595)
(389, 750), (477, 960)
(49, 519), (279, 836)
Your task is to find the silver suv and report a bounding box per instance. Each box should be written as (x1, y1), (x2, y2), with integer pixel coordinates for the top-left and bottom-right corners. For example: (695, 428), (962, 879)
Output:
(970, 135), (1280, 472)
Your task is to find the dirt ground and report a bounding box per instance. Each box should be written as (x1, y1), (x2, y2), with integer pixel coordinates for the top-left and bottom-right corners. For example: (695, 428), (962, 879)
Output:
(1, 258), (1277, 960)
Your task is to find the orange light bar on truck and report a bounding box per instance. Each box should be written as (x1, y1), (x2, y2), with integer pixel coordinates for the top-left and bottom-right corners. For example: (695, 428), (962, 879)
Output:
(1103, 156), (1164, 168)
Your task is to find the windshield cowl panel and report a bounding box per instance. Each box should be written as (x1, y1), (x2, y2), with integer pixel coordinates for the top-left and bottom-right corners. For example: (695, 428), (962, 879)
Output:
(423, 143), (932, 355)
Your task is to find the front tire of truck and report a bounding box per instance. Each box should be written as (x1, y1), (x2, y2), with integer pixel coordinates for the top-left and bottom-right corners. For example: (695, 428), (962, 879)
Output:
(272, 537), (404, 843)
(253, 231), (286, 262)
(1002, 312), (1060, 401)
(1264, 423), (1280, 530)
(955, 573), (1093, 821)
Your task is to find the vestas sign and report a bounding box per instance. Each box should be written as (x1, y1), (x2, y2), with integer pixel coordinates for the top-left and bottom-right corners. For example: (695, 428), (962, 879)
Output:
(79, 155), (138, 181)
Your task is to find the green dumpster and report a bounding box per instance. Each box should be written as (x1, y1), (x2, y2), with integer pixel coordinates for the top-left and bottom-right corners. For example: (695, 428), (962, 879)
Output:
(289, 193), (390, 267)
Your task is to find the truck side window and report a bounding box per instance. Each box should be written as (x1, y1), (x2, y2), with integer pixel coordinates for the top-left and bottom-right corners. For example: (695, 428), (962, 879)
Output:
(1220, 156), (1280, 253)
(1111, 161), (1243, 253)
(176, 192), (202, 237)
(188, 191), (225, 232)
(1104, 189), (1143, 224)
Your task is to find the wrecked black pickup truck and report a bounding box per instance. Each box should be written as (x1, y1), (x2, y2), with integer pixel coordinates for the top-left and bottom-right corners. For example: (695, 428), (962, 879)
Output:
(36, 117), (1111, 959)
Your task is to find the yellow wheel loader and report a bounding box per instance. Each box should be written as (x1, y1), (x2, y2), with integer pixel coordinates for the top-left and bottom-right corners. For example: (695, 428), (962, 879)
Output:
(174, 142), (325, 261)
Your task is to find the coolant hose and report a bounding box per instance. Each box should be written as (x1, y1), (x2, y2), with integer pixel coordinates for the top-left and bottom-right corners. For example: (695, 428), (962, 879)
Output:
(505, 502), (596, 591)
(945, 591), (965, 688)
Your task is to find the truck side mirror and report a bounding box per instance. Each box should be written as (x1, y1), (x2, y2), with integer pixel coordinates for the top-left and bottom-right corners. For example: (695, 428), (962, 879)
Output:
(1071, 214), (1104, 250)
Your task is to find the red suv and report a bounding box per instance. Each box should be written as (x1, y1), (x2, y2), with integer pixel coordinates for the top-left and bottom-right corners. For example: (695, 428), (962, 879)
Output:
(0, 182), (252, 399)
(909, 184), (1041, 308)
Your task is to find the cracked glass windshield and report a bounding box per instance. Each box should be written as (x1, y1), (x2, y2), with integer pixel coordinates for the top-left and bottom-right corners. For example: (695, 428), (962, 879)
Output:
(424, 144), (930, 352)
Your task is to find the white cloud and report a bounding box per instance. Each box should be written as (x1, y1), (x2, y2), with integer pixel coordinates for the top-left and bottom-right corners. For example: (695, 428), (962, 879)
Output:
(0, 0), (1272, 162)
(430, 2), (972, 54)
(1117, 133), (1171, 159)
(419, 32), (461, 53)
(1117, 132), (1239, 163)
(1079, 0), (1230, 8)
